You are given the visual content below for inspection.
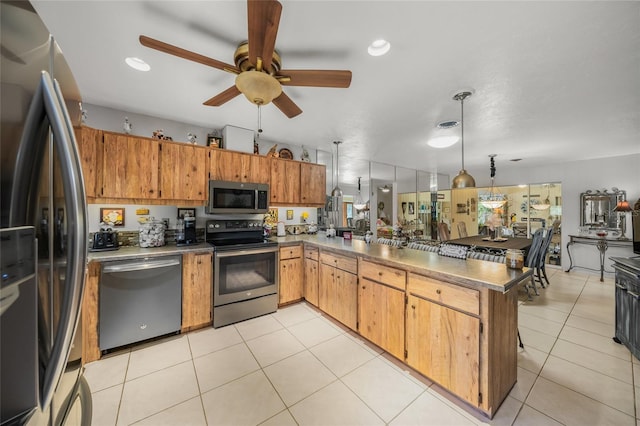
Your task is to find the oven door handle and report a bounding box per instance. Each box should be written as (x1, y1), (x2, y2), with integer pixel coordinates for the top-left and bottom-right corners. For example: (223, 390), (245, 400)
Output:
(215, 246), (279, 258)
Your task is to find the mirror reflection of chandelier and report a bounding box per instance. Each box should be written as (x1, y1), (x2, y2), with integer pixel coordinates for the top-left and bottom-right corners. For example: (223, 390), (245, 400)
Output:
(479, 154), (505, 209)
(353, 177), (367, 210)
(531, 184), (551, 210)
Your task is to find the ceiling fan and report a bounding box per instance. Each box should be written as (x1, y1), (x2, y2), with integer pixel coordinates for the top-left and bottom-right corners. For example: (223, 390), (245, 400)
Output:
(139, 0), (352, 118)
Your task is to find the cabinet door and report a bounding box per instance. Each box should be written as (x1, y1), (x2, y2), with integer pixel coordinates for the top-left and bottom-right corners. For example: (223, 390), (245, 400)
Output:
(334, 270), (358, 330)
(103, 133), (159, 199)
(270, 158), (301, 204)
(300, 163), (326, 205)
(159, 142), (207, 201)
(182, 252), (213, 330)
(75, 127), (103, 198)
(279, 257), (303, 304)
(319, 263), (335, 314)
(358, 278), (405, 359)
(304, 258), (319, 306)
(249, 155), (271, 184)
(406, 294), (480, 405)
(209, 149), (250, 182)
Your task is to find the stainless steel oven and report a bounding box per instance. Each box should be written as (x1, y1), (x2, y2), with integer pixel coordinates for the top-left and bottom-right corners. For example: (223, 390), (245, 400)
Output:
(206, 219), (279, 328)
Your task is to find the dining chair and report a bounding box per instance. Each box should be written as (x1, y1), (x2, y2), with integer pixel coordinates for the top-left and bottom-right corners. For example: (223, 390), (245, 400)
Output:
(525, 228), (545, 296)
(456, 222), (468, 238)
(437, 222), (450, 241)
(535, 228), (554, 287)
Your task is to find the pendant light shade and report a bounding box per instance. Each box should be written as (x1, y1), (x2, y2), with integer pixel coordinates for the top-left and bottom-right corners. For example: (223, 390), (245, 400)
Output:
(353, 177), (367, 210)
(331, 141), (343, 197)
(451, 91), (476, 189)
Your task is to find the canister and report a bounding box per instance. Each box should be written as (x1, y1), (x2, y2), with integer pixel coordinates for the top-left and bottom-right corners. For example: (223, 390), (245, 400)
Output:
(505, 249), (524, 269)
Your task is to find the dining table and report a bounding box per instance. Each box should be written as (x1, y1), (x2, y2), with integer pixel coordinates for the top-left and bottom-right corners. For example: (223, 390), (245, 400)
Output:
(447, 235), (533, 258)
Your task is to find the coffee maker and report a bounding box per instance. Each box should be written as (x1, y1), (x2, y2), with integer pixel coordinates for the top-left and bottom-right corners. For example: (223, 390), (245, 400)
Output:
(177, 216), (198, 246)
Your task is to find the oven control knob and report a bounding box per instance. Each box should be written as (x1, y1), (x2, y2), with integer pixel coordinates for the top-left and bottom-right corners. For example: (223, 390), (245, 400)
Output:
(214, 223), (220, 228)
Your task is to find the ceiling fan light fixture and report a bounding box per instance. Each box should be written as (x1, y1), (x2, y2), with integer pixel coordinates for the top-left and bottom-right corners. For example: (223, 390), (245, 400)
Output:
(427, 135), (459, 148)
(379, 185), (391, 193)
(368, 39), (391, 56)
(125, 57), (150, 72)
(235, 70), (282, 105)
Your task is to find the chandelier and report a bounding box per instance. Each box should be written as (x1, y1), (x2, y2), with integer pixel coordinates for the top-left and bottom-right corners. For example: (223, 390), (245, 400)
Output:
(451, 91), (476, 189)
(479, 154), (505, 209)
(531, 185), (551, 210)
(353, 177), (367, 210)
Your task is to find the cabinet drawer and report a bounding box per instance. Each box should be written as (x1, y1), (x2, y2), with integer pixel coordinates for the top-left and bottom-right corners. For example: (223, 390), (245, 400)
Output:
(320, 252), (357, 274)
(408, 273), (479, 316)
(305, 247), (319, 261)
(280, 245), (302, 260)
(359, 259), (406, 291)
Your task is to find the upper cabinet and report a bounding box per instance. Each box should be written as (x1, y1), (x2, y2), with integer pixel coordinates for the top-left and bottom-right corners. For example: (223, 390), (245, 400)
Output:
(270, 158), (301, 204)
(75, 127), (103, 199)
(300, 163), (326, 205)
(102, 132), (159, 199)
(209, 149), (269, 184)
(159, 141), (207, 202)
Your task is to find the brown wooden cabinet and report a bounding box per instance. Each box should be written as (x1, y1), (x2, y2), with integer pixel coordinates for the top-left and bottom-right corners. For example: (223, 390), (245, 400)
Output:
(209, 149), (270, 184)
(75, 126), (103, 199)
(279, 245), (304, 305)
(181, 252), (213, 331)
(102, 132), (159, 199)
(304, 247), (319, 306)
(270, 158), (301, 204)
(159, 141), (208, 201)
(319, 251), (357, 330)
(405, 273), (481, 406)
(300, 162), (326, 205)
(358, 259), (406, 359)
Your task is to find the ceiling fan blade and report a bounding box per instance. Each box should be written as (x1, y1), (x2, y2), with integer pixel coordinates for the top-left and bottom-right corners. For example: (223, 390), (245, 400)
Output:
(273, 92), (302, 118)
(247, 0), (282, 72)
(140, 35), (240, 73)
(278, 70), (352, 88)
(203, 86), (241, 106)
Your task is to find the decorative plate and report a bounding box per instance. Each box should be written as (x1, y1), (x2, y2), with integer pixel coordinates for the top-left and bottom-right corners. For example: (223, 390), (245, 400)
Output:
(278, 148), (293, 159)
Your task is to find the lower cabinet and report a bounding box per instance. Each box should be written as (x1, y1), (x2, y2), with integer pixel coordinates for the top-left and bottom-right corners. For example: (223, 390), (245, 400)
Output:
(279, 245), (304, 305)
(304, 247), (319, 306)
(319, 252), (357, 330)
(358, 259), (407, 359)
(406, 293), (480, 405)
(613, 262), (640, 360)
(181, 252), (213, 331)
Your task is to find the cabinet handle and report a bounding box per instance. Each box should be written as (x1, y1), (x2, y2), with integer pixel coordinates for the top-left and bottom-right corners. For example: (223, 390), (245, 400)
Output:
(378, 272), (383, 276)
(282, 265), (286, 269)
(436, 289), (441, 295)
(362, 285), (366, 289)
(411, 305), (416, 310)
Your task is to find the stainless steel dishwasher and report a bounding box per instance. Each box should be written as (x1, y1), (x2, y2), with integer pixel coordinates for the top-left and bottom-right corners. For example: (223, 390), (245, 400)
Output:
(99, 255), (182, 352)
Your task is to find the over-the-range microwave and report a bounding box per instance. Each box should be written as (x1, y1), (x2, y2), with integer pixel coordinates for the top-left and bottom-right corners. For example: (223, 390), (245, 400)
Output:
(206, 180), (270, 214)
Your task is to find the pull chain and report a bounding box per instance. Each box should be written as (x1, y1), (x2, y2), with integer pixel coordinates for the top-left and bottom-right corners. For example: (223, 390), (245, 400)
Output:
(257, 104), (263, 139)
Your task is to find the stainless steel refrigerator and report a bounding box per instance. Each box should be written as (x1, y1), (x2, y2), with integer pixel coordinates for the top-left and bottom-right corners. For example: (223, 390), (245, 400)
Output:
(1, 1), (91, 425)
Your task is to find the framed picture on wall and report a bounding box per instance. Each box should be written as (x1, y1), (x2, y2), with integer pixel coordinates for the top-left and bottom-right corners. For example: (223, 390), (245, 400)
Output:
(177, 207), (196, 219)
(100, 208), (124, 226)
(408, 202), (415, 215)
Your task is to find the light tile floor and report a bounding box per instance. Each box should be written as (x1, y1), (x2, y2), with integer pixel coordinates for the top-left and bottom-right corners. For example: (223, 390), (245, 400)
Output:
(84, 268), (640, 425)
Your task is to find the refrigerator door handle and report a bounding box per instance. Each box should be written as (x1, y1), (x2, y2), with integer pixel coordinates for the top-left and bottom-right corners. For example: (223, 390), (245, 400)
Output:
(10, 71), (88, 410)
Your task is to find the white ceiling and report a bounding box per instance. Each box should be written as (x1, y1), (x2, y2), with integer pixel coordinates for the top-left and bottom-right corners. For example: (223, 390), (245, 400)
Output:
(31, 1), (640, 186)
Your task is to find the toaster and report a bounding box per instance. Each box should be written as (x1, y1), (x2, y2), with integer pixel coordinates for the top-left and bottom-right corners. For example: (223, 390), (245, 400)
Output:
(90, 231), (119, 251)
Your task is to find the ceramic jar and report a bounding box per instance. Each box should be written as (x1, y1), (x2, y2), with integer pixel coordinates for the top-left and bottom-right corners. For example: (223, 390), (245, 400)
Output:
(139, 219), (166, 248)
(506, 249), (524, 269)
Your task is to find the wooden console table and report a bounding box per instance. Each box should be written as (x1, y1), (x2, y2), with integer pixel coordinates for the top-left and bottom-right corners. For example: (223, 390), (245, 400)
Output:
(566, 235), (632, 281)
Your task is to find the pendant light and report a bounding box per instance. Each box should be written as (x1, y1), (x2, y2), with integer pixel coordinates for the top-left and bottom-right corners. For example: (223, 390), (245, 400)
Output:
(451, 91), (476, 189)
(353, 177), (367, 210)
(480, 154), (505, 209)
(531, 185), (551, 210)
(331, 141), (343, 197)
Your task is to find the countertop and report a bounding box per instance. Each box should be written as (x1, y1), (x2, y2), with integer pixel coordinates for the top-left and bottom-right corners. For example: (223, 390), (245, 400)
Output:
(88, 234), (531, 292)
(272, 234), (532, 293)
(88, 243), (213, 262)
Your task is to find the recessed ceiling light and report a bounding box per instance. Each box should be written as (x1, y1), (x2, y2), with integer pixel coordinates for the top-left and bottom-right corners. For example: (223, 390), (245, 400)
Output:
(427, 136), (459, 148)
(125, 57), (150, 72)
(368, 39), (391, 57)
(436, 120), (459, 129)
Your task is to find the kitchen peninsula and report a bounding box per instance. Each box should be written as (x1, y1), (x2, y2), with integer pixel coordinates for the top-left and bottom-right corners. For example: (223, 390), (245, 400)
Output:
(84, 234), (531, 419)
